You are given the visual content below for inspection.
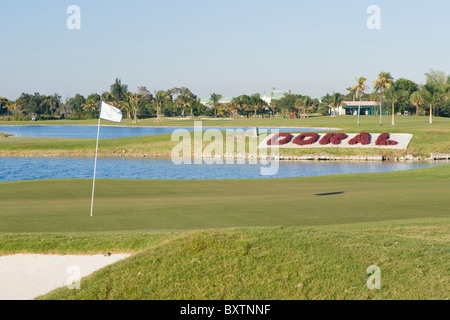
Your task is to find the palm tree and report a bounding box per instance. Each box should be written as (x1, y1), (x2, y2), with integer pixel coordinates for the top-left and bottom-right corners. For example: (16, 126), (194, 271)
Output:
(116, 92), (132, 120)
(330, 93), (343, 116)
(269, 100), (278, 118)
(82, 99), (96, 111)
(385, 81), (403, 125)
(294, 98), (303, 119)
(250, 94), (265, 118)
(102, 92), (115, 104)
(422, 81), (442, 124)
(229, 97), (242, 118)
(410, 91), (426, 116)
(154, 90), (170, 123)
(46, 94), (61, 116)
(373, 71), (393, 125)
(209, 93), (222, 118)
(129, 92), (140, 123)
(118, 100), (132, 120)
(302, 96), (312, 118)
(6, 102), (22, 115)
(175, 93), (191, 118)
(241, 95), (252, 118)
(351, 77), (369, 126)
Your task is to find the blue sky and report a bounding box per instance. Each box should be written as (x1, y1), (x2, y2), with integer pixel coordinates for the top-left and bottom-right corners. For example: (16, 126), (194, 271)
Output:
(1, 0), (449, 100)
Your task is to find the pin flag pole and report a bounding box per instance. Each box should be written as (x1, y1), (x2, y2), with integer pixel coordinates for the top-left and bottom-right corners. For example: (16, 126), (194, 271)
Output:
(90, 100), (102, 217)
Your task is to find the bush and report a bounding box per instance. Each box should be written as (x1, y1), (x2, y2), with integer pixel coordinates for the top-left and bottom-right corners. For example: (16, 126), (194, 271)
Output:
(37, 115), (60, 121)
(0, 115), (31, 121)
(317, 106), (329, 116)
(69, 111), (98, 120)
(292, 133), (320, 146)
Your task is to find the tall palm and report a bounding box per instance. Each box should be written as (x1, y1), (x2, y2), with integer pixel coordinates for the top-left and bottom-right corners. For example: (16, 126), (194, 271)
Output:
(229, 97), (242, 118)
(154, 90), (170, 123)
(422, 82), (441, 124)
(410, 91), (426, 116)
(269, 100), (278, 118)
(47, 94), (60, 116)
(250, 94), (264, 118)
(175, 93), (191, 118)
(386, 81), (403, 125)
(302, 96), (312, 118)
(209, 93), (222, 118)
(330, 93), (343, 116)
(129, 92), (140, 123)
(241, 95), (252, 118)
(373, 71), (393, 125)
(118, 100), (132, 120)
(351, 77), (369, 126)
(294, 98), (304, 119)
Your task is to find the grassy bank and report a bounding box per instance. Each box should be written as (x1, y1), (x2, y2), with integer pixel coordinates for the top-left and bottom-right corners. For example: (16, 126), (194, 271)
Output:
(1, 116), (450, 158)
(38, 219), (449, 300)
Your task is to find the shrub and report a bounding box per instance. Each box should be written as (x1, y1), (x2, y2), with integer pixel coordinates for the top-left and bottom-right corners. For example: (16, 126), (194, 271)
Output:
(292, 133), (320, 146)
(348, 132), (371, 145)
(319, 133), (348, 145)
(376, 133), (398, 146)
(267, 133), (293, 146)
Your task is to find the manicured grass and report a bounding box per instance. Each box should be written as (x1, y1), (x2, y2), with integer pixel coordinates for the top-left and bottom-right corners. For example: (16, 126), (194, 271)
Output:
(1, 116), (449, 158)
(0, 231), (179, 255)
(1, 166), (449, 235)
(1, 166), (448, 300)
(0, 114), (448, 130)
(39, 219), (449, 300)
(0, 135), (178, 158)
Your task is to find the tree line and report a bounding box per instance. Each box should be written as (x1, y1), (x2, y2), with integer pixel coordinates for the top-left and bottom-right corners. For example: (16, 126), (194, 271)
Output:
(1, 70), (449, 122)
(319, 69), (450, 125)
(0, 79), (208, 122)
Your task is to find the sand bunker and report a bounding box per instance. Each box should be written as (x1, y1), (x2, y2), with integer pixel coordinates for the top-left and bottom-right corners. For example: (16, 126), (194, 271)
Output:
(0, 253), (131, 300)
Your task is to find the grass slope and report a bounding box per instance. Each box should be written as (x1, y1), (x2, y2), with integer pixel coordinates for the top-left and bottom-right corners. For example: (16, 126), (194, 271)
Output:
(1, 166), (449, 234)
(39, 219), (449, 300)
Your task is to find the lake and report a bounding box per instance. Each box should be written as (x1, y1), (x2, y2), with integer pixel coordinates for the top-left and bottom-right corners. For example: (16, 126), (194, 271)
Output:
(0, 125), (334, 139)
(0, 157), (447, 182)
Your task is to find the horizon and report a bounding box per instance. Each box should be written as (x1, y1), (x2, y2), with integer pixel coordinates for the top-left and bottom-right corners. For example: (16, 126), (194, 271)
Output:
(1, 0), (449, 101)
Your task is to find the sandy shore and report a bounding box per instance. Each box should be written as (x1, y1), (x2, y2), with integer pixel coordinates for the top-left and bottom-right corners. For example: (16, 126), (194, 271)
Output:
(0, 253), (131, 300)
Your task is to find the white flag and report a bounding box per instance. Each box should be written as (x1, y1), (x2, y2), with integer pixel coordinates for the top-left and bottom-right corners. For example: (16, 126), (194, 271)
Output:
(100, 101), (123, 123)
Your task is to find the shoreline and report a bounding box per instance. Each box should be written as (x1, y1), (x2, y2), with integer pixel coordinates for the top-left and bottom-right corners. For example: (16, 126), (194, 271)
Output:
(1, 152), (449, 162)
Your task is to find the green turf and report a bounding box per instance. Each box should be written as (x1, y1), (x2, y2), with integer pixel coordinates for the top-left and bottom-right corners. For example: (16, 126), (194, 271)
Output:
(1, 166), (449, 300)
(1, 166), (449, 235)
(38, 219), (449, 300)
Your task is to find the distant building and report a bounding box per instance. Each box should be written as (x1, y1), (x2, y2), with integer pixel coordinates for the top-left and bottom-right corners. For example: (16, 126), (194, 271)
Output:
(201, 90), (295, 107)
(337, 101), (386, 116)
(261, 90), (292, 105)
(200, 96), (234, 106)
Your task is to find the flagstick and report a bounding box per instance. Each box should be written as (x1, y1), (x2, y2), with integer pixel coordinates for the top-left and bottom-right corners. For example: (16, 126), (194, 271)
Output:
(90, 104), (102, 217)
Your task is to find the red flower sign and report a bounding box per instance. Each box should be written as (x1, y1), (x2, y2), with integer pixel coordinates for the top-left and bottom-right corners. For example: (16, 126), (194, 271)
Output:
(376, 133), (398, 146)
(319, 133), (348, 145)
(264, 132), (403, 148)
(348, 132), (371, 145)
(267, 133), (293, 146)
(292, 133), (320, 146)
